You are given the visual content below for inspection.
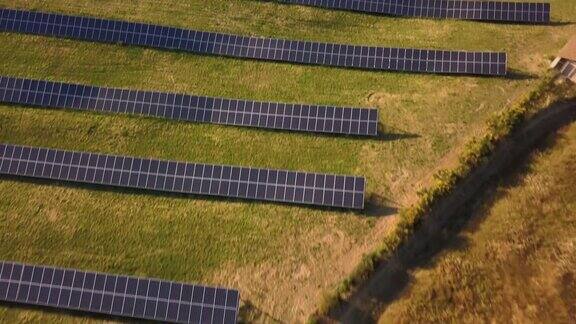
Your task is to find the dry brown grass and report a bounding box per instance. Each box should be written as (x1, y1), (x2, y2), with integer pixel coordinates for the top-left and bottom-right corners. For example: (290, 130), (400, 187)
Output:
(379, 121), (576, 323)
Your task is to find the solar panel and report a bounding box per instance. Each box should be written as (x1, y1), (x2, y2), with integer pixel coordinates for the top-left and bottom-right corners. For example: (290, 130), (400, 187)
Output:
(0, 76), (378, 136)
(0, 144), (366, 209)
(558, 60), (576, 81)
(279, 0), (551, 24)
(0, 260), (239, 324)
(0, 8), (507, 76)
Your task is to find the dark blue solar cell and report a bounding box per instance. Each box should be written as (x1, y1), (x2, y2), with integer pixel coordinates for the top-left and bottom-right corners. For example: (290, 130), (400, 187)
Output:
(135, 279), (149, 296)
(178, 284), (193, 303)
(93, 274), (105, 290)
(51, 269), (64, 286)
(303, 189), (314, 203)
(246, 183), (256, 198)
(123, 296), (136, 315)
(90, 292), (103, 310)
(175, 303), (190, 323)
(83, 272), (96, 290)
(166, 302), (179, 321)
(27, 285), (40, 303)
(40, 268), (54, 285)
(294, 187), (305, 201)
(133, 297), (146, 317)
(79, 290), (92, 310)
(126, 277), (138, 294)
(283, 186), (293, 201)
(155, 300), (168, 319)
(144, 299), (157, 318)
(224, 309), (237, 324)
(296, 173), (306, 186)
(57, 288), (71, 307)
(69, 271), (84, 289)
(111, 295), (124, 314)
(200, 306), (214, 324)
(99, 293), (113, 313)
(7, 264), (22, 281)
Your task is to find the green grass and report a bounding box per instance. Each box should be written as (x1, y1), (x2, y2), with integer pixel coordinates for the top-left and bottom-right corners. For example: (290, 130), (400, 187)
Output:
(0, 0), (575, 321)
(378, 119), (576, 324)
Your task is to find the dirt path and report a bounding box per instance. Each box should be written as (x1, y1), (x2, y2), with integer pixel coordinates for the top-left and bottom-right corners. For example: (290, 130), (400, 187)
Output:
(327, 99), (576, 323)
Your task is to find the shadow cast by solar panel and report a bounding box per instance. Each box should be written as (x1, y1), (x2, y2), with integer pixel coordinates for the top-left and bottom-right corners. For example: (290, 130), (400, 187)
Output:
(0, 174), (362, 212)
(238, 299), (282, 323)
(99, 41), (505, 77)
(506, 69), (539, 80)
(374, 124), (421, 142)
(234, 121), (419, 141)
(374, 130), (420, 142)
(433, 69), (537, 80)
(363, 193), (398, 218)
(0, 300), (155, 323)
(259, 0), (554, 26)
(0, 103), (412, 141)
(468, 19), (571, 27)
(546, 21), (574, 27)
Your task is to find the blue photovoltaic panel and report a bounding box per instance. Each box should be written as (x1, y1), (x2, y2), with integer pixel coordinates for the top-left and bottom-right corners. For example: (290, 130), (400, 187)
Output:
(0, 76), (379, 136)
(0, 260), (240, 324)
(0, 8), (507, 76)
(279, 0), (550, 24)
(0, 144), (366, 209)
(557, 60), (576, 80)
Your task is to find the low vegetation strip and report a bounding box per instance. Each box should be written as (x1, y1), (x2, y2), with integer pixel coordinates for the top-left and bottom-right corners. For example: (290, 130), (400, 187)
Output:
(311, 75), (576, 321)
(379, 116), (576, 323)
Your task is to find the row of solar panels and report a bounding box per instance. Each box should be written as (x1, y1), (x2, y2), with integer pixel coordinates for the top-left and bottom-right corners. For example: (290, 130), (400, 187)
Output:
(0, 144), (366, 209)
(0, 261), (239, 324)
(0, 76), (370, 210)
(280, 0), (550, 23)
(558, 60), (576, 80)
(0, 8), (507, 76)
(0, 76), (379, 136)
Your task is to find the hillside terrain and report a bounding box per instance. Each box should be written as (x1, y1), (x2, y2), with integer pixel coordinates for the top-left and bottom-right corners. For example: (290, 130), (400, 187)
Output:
(0, 0), (575, 321)
(379, 118), (576, 323)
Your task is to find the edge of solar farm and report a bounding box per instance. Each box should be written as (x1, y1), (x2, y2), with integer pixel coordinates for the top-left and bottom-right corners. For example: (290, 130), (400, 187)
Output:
(0, 260), (240, 324)
(0, 144), (367, 210)
(0, 76), (379, 137)
(277, 0), (551, 24)
(0, 8), (507, 76)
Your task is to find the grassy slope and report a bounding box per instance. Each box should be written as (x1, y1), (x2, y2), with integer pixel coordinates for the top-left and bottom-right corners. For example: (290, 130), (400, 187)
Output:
(379, 119), (576, 323)
(0, 0), (575, 321)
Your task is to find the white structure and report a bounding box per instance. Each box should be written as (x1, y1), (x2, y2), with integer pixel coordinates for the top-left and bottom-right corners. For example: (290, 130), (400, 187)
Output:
(551, 36), (576, 82)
